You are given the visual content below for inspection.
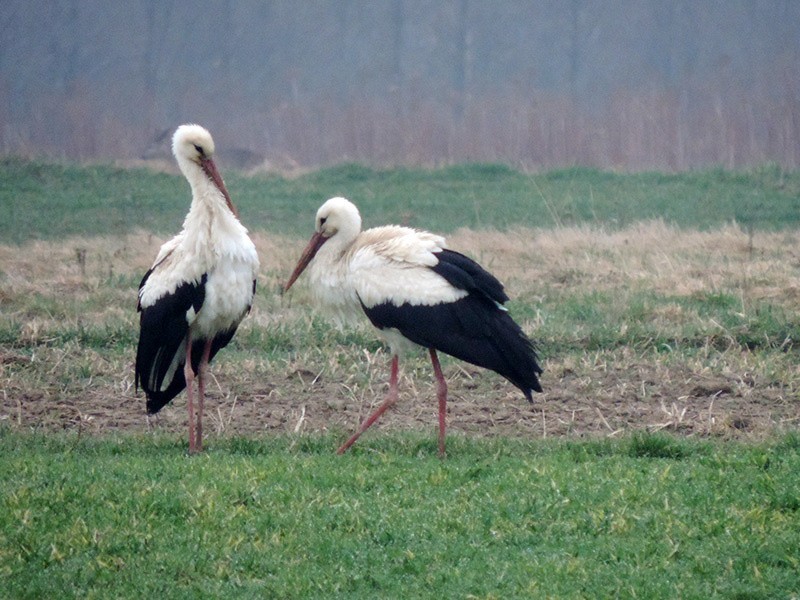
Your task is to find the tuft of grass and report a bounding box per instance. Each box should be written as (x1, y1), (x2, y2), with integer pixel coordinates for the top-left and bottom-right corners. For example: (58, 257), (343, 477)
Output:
(628, 431), (691, 459)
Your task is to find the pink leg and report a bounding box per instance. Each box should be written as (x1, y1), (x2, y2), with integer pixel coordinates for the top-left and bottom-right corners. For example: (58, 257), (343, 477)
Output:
(184, 334), (197, 454)
(195, 339), (213, 453)
(337, 354), (400, 454)
(429, 349), (448, 458)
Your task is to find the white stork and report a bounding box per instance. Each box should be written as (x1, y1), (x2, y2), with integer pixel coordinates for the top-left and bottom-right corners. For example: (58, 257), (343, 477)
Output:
(284, 197), (542, 456)
(135, 124), (259, 453)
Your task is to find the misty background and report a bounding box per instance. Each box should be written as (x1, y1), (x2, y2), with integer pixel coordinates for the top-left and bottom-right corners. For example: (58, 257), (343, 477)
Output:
(2, 0), (799, 172)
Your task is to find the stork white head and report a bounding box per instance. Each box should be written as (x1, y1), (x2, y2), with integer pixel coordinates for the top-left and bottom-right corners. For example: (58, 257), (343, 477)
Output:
(284, 197), (362, 292)
(314, 197), (362, 241)
(171, 124), (237, 216)
(172, 124), (216, 163)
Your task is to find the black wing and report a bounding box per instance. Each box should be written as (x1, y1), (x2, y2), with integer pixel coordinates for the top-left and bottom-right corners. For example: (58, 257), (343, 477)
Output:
(135, 274), (207, 413)
(362, 249), (542, 399)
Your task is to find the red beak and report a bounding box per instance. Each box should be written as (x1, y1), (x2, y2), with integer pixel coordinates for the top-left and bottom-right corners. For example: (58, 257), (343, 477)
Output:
(200, 156), (238, 218)
(284, 231), (328, 292)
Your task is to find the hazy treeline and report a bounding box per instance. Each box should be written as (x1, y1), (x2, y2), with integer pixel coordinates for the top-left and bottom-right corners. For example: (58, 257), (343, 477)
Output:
(1, 0), (799, 171)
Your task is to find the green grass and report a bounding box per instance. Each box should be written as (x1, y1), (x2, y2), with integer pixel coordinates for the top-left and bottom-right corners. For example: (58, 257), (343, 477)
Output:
(1, 429), (799, 598)
(2, 158), (800, 243)
(523, 288), (800, 356)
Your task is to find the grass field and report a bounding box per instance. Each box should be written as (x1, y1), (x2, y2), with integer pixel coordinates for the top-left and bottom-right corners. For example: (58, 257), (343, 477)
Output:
(3, 158), (800, 244)
(2, 430), (799, 598)
(1, 159), (800, 598)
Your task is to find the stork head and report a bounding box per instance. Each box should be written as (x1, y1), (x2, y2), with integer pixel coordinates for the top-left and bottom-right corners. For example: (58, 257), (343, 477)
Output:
(314, 197), (362, 240)
(172, 124), (215, 162)
(171, 124), (237, 216)
(284, 197), (362, 292)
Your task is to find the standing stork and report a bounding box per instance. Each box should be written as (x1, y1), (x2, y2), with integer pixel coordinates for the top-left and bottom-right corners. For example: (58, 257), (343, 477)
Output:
(284, 197), (542, 456)
(135, 124), (259, 453)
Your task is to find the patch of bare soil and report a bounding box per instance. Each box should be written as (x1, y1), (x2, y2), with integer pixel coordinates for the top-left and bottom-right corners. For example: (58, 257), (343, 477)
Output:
(2, 349), (797, 447)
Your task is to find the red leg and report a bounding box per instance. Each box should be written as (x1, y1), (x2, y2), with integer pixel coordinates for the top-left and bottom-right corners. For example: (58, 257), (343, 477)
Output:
(337, 354), (400, 454)
(429, 349), (448, 458)
(184, 333), (197, 454)
(196, 339), (213, 453)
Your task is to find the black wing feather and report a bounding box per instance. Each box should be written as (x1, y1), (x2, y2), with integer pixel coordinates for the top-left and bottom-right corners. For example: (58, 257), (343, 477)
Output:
(136, 268), (153, 312)
(431, 249), (509, 305)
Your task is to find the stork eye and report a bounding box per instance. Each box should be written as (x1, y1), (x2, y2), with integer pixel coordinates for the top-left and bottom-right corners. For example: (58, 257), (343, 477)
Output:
(319, 217), (327, 227)
(193, 144), (205, 157)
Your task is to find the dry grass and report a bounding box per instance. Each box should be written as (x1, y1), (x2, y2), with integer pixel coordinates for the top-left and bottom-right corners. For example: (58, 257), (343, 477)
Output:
(451, 221), (800, 302)
(1, 222), (799, 443)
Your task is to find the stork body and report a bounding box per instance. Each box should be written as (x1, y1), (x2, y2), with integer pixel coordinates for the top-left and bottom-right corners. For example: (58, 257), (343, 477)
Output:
(135, 124), (259, 453)
(285, 197), (541, 456)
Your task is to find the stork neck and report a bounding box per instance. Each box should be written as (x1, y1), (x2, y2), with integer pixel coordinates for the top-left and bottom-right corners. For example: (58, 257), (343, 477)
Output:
(185, 167), (235, 219)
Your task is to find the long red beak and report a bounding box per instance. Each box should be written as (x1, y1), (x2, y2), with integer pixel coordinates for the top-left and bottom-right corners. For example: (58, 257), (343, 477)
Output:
(200, 156), (238, 218)
(284, 231), (328, 292)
